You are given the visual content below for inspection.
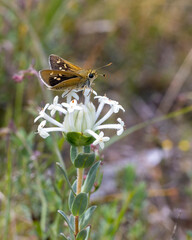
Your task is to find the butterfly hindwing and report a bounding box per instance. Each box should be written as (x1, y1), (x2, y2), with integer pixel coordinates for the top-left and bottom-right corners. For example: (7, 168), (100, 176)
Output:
(49, 54), (82, 72)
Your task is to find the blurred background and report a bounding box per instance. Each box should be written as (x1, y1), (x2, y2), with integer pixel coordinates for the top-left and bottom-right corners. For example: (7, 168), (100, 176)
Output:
(1, 0), (192, 239)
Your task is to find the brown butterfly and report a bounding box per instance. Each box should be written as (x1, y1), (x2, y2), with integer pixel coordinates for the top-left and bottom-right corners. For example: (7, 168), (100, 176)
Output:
(39, 54), (111, 92)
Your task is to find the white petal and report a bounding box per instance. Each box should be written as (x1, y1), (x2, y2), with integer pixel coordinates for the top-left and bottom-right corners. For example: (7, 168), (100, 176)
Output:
(92, 131), (110, 149)
(50, 108), (56, 116)
(34, 104), (49, 122)
(37, 120), (49, 138)
(38, 120), (46, 129)
(62, 89), (80, 102)
(99, 131), (104, 138)
(44, 103), (50, 111)
(93, 139), (100, 145)
(117, 118), (125, 135)
(85, 129), (99, 139)
(91, 89), (97, 96)
(117, 128), (123, 136)
(39, 130), (50, 139)
(102, 136), (110, 142)
(94, 95), (109, 103)
(53, 96), (59, 104)
(99, 141), (104, 149)
(62, 102), (70, 108)
(34, 115), (41, 123)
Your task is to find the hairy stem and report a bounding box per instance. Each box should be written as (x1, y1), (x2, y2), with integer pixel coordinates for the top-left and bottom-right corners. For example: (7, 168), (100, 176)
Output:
(75, 146), (84, 236)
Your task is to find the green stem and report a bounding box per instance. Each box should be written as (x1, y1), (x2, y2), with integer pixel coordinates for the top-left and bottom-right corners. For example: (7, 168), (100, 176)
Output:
(75, 146), (84, 237)
(14, 82), (25, 126)
(33, 160), (47, 237)
(105, 105), (192, 148)
(3, 139), (12, 240)
(15, 132), (47, 238)
(52, 135), (66, 170)
(76, 168), (84, 195)
(112, 191), (135, 235)
(76, 146), (84, 195)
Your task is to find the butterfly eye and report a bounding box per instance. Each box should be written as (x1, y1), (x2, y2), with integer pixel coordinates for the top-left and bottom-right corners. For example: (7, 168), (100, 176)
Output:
(88, 73), (94, 78)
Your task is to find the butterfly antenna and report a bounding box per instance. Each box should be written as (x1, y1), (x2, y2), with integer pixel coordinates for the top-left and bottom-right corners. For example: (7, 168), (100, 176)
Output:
(96, 62), (112, 77)
(96, 62), (112, 71)
(99, 73), (106, 77)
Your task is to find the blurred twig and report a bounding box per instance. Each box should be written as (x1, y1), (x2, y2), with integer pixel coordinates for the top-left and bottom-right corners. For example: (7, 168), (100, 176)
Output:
(91, 188), (178, 205)
(158, 48), (192, 113)
(105, 105), (192, 149)
(171, 209), (181, 240)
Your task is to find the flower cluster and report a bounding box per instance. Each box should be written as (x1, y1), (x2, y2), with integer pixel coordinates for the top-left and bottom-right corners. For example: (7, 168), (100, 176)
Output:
(34, 90), (125, 149)
(13, 65), (38, 83)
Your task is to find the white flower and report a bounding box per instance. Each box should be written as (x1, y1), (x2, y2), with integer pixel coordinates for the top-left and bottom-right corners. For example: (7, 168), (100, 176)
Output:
(34, 103), (64, 128)
(92, 132), (110, 149)
(35, 92), (125, 149)
(93, 117), (125, 136)
(38, 120), (50, 138)
(34, 104), (49, 123)
(37, 120), (66, 139)
(94, 95), (109, 102)
(101, 98), (125, 113)
(63, 102), (96, 132)
(48, 96), (67, 116)
(85, 130), (110, 149)
(83, 88), (97, 105)
(62, 99), (82, 113)
(117, 118), (125, 136)
(94, 96), (125, 128)
(62, 89), (80, 103)
(94, 96), (108, 121)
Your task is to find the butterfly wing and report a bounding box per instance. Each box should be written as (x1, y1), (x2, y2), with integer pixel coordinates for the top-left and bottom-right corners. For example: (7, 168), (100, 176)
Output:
(39, 70), (85, 90)
(49, 54), (82, 72)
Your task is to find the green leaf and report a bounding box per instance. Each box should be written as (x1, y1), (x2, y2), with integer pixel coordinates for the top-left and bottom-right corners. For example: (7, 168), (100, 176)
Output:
(127, 220), (145, 239)
(66, 132), (95, 146)
(123, 165), (136, 190)
(68, 180), (77, 211)
(58, 210), (74, 233)
(59, 233), (68, 239)
(76, 229), (87, 240)
(70, 146), (77, 164)
(132, 182), (146, 209)
(84, 145), (91, 153)
(56, 162), (76, 195)
(71, 193), (88, 216)
(74, 153), (95, 168)
(82, 161), (101, 193)
(85, 226), (91, 240)
(79, 206), (97, 230)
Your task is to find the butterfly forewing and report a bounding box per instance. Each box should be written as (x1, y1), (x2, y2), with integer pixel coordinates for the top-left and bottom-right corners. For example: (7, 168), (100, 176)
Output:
(39, 54), (101, 91)
(49, 54), (82, 72)
(39, 70), (84, 90)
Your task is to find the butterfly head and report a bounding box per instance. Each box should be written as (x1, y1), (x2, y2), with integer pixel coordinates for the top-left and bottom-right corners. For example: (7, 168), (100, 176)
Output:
(89, 62), (112, 82)
(87, 70), (98, 84)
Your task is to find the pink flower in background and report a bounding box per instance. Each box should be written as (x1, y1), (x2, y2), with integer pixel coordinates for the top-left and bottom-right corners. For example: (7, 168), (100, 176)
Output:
(12, 65), (38, 83)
